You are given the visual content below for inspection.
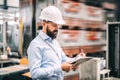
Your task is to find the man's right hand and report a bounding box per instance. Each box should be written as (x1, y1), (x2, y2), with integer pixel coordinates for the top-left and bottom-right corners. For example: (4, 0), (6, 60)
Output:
(61, 62), (73, 72)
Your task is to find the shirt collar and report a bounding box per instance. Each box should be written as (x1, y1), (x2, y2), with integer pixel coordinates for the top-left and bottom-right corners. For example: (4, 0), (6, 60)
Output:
(39, 30), (52, 42)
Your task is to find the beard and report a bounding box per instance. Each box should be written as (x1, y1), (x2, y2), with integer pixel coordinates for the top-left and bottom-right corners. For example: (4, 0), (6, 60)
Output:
(46, 26), (58, 39)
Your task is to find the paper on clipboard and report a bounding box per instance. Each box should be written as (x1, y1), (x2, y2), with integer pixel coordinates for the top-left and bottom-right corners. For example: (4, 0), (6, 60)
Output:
(71, 57), (93, 66)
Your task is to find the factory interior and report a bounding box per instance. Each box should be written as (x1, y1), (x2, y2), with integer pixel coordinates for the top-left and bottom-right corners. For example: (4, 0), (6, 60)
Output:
(0, 0), (120, 80)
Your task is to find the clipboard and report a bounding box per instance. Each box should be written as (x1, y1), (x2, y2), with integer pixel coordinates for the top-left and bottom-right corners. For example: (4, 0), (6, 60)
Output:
(71, 57), (93, 66)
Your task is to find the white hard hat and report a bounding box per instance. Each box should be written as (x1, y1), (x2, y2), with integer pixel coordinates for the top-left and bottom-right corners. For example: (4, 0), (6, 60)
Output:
(39, 6), (65, 25)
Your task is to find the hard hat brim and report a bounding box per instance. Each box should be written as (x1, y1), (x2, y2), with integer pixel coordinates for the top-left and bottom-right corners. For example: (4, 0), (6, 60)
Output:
(39, 17), (65, 25)
(55, 20), (65, 25)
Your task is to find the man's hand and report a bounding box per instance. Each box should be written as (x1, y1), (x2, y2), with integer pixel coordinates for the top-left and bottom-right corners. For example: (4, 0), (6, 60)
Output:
(76, 48), (86, 58)
(61, 62), (73, 72)
(71, 48), (86, 70)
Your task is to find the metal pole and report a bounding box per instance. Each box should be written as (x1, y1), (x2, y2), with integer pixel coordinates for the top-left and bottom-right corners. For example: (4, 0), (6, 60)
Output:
(19, 18), (23, 57)
(3, 19), (7, 55)
(32, 0), (36, 39)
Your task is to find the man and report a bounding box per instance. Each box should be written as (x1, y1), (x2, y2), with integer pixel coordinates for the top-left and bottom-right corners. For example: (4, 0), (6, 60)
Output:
(27, 6), (84, 80)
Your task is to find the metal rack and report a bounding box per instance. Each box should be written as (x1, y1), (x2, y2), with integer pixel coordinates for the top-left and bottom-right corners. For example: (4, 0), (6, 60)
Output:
(107, 22), (120, 78)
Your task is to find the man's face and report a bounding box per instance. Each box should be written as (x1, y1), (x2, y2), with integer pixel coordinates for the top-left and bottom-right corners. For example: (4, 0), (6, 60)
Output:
(46, 21), (60, 39)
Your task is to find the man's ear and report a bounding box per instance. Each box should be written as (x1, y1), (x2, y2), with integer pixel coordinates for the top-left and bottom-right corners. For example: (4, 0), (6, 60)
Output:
(42, 21), (47, 27)
(41, 21), (47, 32)
(41, 21), (45, 26)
